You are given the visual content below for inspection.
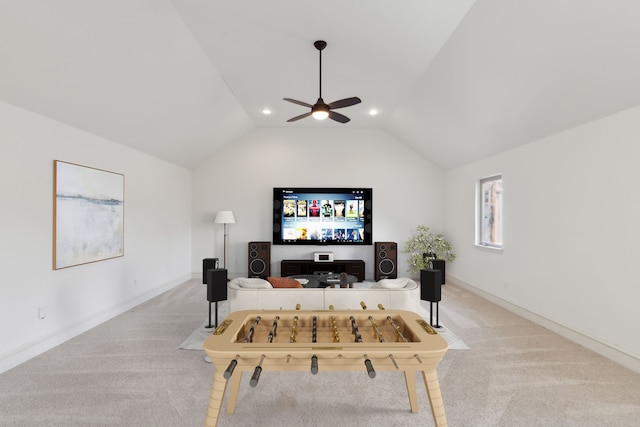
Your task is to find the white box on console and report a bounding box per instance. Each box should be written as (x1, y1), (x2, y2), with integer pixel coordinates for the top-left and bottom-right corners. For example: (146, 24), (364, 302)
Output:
(314, 252), (334, 262)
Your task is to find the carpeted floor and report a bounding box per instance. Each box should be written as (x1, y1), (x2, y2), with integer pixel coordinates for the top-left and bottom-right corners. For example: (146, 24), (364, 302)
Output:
(1, 278), (639, 426)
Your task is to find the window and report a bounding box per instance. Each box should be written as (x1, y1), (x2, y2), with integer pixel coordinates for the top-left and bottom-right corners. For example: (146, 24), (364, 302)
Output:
(477, 175), (503, 249)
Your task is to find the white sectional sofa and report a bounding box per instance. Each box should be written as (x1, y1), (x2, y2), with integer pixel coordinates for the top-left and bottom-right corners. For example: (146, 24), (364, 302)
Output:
(227, 277), (420, 313)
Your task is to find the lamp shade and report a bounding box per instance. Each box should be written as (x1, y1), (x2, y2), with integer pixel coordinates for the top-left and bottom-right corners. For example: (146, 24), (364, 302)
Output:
(214, 210), (236, 224)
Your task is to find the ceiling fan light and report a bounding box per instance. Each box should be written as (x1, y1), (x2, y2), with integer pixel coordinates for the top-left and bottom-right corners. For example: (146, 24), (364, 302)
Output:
(312, 110), (329, 120)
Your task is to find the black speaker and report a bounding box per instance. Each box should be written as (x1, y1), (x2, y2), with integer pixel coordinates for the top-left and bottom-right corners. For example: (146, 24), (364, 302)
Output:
(202, 258), (219, 284)
(420, 269), (442, 302)
(205, 268), (227, 328)
(431, 259), (446, 284)
(248, 241), (270, 279)
(206, 268), (227, 302)
(374, 242), (397, 281)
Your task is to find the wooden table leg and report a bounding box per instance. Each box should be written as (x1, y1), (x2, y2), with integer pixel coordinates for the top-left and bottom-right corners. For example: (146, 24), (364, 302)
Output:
(226, 371), (243, 414)
(204, 370), (227, 427)
(404, 370), (419, 413)
(422, 369), (448, 427)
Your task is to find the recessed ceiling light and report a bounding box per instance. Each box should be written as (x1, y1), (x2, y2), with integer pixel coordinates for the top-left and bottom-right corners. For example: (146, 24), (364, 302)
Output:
(262, 108), (272, 115)
(369, 109), (378, 116)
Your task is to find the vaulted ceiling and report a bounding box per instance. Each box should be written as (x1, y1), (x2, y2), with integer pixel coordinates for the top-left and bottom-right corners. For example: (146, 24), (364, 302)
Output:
(2, 1), (640, 170)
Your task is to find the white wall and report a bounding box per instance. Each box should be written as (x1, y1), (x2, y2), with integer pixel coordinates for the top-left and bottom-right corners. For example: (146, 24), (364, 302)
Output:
(0, 101), (192, 373)
(192, 127), (445, 280)
(444, 105), (640, 371)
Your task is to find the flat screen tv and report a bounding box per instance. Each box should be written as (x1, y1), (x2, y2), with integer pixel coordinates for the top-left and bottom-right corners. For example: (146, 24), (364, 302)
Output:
(273, 187), (372, 245)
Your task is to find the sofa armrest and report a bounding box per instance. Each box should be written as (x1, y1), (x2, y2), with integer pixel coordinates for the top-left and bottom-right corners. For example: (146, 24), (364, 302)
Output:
(227, 286), (259, 312)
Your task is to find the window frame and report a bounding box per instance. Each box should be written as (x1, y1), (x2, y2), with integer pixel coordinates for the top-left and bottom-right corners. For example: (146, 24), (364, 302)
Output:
(476, 174), (503, 250)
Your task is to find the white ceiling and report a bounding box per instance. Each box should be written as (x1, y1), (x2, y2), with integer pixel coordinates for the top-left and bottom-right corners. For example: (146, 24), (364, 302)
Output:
(2, 0), (640, 170)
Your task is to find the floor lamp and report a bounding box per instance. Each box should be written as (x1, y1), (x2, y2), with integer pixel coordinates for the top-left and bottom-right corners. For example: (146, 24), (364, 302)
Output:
(206, 211), (234, 332)
(214, 210), (235, 269)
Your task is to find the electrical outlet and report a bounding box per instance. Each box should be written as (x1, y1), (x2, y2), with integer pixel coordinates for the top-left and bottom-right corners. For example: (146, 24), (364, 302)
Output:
(38, 306), (47, 320)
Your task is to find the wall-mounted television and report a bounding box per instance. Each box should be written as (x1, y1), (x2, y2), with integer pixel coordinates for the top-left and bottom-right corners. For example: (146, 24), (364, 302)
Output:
(273, 187), (372, 245)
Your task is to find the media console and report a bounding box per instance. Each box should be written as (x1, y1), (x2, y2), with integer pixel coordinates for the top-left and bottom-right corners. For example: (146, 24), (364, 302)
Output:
(281, 259), (365, 282)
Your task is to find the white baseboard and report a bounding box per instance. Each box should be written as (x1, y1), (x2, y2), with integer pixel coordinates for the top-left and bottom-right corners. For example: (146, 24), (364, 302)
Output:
(0, 274), (191, 374)
(447, 276), (640, 374)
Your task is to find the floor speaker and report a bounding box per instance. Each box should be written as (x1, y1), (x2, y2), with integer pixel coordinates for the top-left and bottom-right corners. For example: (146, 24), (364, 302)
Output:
(420, 269), (442, 302)
(205, 268), (227, 328)
(248, 241), (271, 279)
(374, 242), (397, 281)
(206, 268), (228, 302)
(202, 258), (219, 284)
(431, 259), (446, 284)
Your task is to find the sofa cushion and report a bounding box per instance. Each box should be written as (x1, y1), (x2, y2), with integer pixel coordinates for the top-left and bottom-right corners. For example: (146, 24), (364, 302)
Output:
(267, 277), (303, 288)
(234, 278), (273, 289)
(375, 278), (409, 289)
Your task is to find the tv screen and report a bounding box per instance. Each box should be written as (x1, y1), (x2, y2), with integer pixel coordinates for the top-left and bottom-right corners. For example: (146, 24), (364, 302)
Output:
(273, 187), (372, 245)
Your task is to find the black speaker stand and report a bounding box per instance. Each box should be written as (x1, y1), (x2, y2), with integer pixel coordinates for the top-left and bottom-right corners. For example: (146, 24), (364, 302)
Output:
(430, 301), (442, 328)
(205, 301), (219, 329)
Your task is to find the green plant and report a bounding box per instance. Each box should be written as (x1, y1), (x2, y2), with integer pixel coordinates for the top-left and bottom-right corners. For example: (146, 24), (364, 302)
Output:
(402, 225), (455, 274)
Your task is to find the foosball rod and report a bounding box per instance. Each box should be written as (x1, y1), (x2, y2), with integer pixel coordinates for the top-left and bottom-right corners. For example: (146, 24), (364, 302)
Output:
(223, 355), (240, 379)
(250, 355), (266, 387)
(289, 316), (298, 343)
(243, 316), (261, 343)
(387, 316), (408, 342)
(350, 315), (363, 343)
(312, 316), (317, 343)
(368, 316), (385, 342)
(267, 316), (280, 343)
(363, 354), (376, 378)
(331, 315), (340, 342)
(388, 354), (399, 369)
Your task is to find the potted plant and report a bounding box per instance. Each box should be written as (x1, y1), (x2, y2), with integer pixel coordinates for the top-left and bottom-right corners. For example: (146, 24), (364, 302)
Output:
(402, 225), (455, 275)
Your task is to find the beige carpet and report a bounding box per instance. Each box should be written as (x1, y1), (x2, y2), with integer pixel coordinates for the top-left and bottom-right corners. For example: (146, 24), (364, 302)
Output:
(1, 279), (639, 426)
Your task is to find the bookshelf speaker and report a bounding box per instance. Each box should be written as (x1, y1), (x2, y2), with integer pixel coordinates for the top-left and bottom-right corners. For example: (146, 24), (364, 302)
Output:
(202, 258), (219, 284)
(206, 268), (227, 302)
(420, 269), (442, 302)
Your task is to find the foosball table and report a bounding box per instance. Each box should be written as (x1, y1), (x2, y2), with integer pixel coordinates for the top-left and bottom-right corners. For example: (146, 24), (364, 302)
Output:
(202, 304), (449, 426)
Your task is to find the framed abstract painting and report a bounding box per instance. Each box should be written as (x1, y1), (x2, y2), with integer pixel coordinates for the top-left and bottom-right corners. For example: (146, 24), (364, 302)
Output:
(53, 160), (124, 269)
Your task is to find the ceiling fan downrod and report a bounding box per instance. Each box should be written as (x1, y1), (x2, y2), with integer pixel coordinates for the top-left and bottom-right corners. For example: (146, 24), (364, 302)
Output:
(315, 40), (327, 99)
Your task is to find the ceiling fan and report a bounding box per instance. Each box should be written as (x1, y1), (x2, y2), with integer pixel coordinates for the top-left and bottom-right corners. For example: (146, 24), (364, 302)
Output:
(284, 40), (361, 124)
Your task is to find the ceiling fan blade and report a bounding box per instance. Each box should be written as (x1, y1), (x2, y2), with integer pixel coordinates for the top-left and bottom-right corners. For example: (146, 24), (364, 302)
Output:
(328, 111), (350, 123)
(283, 98), (313, 108)
(327, 97), (361, 110)
(287, 112), (312, 122)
